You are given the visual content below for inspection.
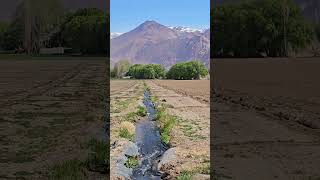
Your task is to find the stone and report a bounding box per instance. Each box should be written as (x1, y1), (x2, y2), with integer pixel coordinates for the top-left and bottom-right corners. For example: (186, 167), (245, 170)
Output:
(192, 174), (210, 180)
(158, 148), (177, 170)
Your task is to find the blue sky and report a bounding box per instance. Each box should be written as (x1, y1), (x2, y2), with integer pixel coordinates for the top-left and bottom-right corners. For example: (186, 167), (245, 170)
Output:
(111, 0), (210, 33)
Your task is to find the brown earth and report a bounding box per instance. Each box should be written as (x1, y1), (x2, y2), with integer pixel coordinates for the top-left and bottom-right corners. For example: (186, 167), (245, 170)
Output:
(0, 58), (107, 179)
(212, 58), (320, 180)
(109, 80), (145, 179)
(148, 80), (210, 178)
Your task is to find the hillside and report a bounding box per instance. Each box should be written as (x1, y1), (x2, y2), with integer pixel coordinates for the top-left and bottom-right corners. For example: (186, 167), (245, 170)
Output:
(111, 21), (210, 67)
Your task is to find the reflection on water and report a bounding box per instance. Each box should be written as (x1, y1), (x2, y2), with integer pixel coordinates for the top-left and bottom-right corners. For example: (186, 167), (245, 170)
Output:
(131, 91), (168, 180)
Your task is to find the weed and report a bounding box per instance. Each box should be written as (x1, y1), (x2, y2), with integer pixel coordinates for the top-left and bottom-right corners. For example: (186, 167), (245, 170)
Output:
(48, 159), (86, 180)
(125, 112), (138, 122)
(86, 138), (109, 173)
(136, 106), (147, 116)
(176, 164), (210, 180)
(125, 156), (139, 168)
(176, 171), (193, 180)
(119, 128), (135, 141)
(161, 116), (176, 144)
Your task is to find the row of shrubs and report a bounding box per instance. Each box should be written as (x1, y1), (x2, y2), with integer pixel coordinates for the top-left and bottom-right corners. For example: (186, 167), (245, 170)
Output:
(111, 60), (209, 80)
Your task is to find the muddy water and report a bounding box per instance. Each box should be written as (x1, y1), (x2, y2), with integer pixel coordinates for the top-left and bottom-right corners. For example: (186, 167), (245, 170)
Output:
(131, 91), (168, 180)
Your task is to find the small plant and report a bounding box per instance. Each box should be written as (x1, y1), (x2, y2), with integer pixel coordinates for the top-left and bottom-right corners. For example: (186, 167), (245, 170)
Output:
(119, 128), (135, 141)
(161, 116), (176, 144)
(49, 159), (86, 180)
(125, 112), (138, 122)
(176, 171), (193, 180)
(136, 106), (147, 117)
(125, 156), (139, 168)
(85, 138), (109, 173)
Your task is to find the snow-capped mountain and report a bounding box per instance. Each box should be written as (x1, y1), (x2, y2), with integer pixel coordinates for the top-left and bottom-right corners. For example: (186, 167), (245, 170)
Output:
(110, 32), (123, 39)
(111, 20), (210, 67)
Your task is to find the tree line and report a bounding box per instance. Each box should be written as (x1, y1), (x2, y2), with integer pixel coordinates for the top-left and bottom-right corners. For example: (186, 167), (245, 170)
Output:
(111, 60), (209, 80)
(0, 0), (108, 55)
(212, 0), (316, 57)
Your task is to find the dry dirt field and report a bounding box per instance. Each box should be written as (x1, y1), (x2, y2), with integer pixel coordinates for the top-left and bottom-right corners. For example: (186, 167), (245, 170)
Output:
(149, 80), (210, 178)
(212, 58), (320, 180)
(151, 80), (210, 104)
(0, 58), (107, 179)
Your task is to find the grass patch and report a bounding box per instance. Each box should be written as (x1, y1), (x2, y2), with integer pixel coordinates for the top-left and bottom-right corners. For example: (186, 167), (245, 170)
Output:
(124, 106), (147, 122)
(176, 171), (193, 180)
(124, 156), (139, 168)
(125, 112), (138, 122)
(136, 106), (147, 116)
(119, 128), (135, 141)
(176, 163), (210, 180)
(154, 105), (177, 144)
(48, 159), (86, 180)
(161, 116), (176, 144)
(151, 96), (159, 103)
(85, 138), (109, 173)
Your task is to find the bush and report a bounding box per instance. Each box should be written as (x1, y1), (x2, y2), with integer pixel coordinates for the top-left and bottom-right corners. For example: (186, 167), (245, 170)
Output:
(167, 60), (208, 80)
(127, 64), (166, 79)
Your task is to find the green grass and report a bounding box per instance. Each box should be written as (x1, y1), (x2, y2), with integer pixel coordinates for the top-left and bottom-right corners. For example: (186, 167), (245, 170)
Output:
(136, 106), (147, 116)
(85, 138), (109, 173)
(125, 156), (139, 168)
(176, 171), (193, 180)
(125, 112), (138, 122)
(154, 104), (177, 144)
(119, 128), (135, 141)
(161, 115), (177, 144)
(48, 159), (86, 180)
(176, 164), (210, 180)
(124, 106), (147, 122)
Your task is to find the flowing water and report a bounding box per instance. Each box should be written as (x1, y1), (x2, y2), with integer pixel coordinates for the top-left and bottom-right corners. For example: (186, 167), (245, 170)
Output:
(131, 90), (168, 180)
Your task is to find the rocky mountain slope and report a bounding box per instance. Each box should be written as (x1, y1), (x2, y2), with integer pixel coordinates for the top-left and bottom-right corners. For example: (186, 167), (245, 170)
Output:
(111, 21), (209, 67)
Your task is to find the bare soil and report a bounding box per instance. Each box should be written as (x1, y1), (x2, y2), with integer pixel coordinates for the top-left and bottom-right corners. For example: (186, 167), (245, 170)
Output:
(0, 58), (107, 179)
(212, 58), (320, 180)
(148, 80), (210, 178)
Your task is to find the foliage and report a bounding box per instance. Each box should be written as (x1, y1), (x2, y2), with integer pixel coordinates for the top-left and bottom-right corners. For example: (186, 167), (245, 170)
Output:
(0, 22), (10, 49)
(48, 159), (86, 180)
(0, 18), (24, 50)
(113, 59), (130, 78)
(166, 60), (208, 80)
(136, 106), (147, 117)
(52, 8), (108, 55)
(119, 128), (135, 141)
(127, 64), (166, 79)
(124, 156), (139, 168)
(85, 138), (108, 173)
(212, 0), (314, 57)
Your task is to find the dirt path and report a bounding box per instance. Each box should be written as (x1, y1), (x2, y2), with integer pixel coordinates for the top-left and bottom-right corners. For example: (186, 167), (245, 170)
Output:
(213, 98), (320, 180)
(147, 81), (210, 178)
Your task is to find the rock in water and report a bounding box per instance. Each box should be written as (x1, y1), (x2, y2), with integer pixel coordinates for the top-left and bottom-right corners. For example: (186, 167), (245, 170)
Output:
(158, 148), (177, 170)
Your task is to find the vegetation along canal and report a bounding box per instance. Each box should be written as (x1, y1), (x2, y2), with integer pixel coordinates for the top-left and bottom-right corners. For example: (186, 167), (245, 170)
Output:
(131, 90), (168, 180)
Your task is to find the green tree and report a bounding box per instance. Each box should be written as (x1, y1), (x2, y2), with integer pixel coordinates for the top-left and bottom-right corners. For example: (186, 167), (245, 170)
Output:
(53, 8), (108, 55)
(113, 60), (131, 78)
(212, 0), (314, 57)
(127, 64), (166, 79)
(167, 61), (208, 80)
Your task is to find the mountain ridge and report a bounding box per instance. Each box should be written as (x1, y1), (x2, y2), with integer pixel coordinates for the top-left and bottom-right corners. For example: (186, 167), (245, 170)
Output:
(111, 21), (210, 67)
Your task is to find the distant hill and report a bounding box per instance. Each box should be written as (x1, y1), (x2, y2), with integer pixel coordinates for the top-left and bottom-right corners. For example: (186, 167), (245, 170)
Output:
(111, 21), (209, 68)
(214, 0), (320, 22)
